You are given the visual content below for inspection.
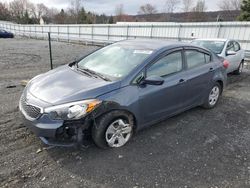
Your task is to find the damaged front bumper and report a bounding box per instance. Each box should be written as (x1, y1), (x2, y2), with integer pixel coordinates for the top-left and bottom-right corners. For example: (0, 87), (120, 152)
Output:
(20, 104), (92, 147)
(20, 112), (91, 147)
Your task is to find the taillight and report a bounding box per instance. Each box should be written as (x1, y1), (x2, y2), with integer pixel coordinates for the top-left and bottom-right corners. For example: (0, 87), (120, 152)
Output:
(223, 60), (229, 69)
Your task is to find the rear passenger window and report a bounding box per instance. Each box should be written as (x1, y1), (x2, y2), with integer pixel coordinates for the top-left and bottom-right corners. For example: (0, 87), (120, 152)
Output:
(205, 53), (211, 63)
(147, 51), (183, 77)
(185, 50), (209, 69)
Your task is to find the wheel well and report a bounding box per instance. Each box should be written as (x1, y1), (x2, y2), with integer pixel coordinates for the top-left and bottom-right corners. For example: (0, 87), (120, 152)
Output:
(216, 80), (223, 93)
(93, 109), (138, 131)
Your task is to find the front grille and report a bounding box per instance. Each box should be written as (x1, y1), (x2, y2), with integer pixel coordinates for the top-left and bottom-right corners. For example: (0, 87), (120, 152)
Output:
(20, 95), (41, 119)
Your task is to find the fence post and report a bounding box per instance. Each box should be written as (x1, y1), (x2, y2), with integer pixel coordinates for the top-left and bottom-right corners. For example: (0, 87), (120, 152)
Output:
(29, 25), (31, 38)
(107, 25), (110, 42)
(178, 24), (182, 41)
(67, 25), (69, 43)
(42, 26), (44, 40)
(217, 23), (221, 38)
(57, 26), (59, 41)
(91, 25), (94, 45)
(35, 25), (37, 39)
(150, 24), (153, 38)
(79, 25), (81, 43)
(48, 32), (53, 70)
(126, 25), (129, 39)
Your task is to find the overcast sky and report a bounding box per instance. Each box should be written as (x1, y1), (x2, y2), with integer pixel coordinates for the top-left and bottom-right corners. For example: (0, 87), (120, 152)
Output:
(2, 0), (222, 15)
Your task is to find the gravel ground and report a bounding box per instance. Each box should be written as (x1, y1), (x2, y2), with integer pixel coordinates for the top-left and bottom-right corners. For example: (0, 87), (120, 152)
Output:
(0, 38), (250, 188)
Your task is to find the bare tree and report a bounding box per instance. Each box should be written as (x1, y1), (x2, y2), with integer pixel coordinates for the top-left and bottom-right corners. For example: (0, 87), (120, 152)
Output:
(37, 4), (49, 18)
(138, 4), (158, 15)
(0, 2), (10, 20)
(24, 2), (49, 22)
(26, 2), (37, 19)
(9, 0), (28, 18)
(68, 0), (84, 23)
(164, 0), (180, 13)
(188, 0), (207, 22)
(218, 0), (242, 11)
(182, 0), (194, 12)
(193, 0), (207, 12)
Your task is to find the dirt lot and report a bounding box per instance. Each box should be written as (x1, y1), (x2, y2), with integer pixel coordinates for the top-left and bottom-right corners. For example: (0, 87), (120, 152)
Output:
(0, 38), (250, 188)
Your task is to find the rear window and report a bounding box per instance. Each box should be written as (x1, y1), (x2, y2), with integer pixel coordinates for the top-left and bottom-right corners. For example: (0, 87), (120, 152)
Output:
(192, 40), (225, 54)
(185, 50), (210, 69)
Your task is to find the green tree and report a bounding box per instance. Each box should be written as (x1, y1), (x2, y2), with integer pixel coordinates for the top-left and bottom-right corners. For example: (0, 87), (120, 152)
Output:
(0, 3), (10, 21)
(54, 9), (67, 24)
(238, 0), (250, 21)
(109, 15), (114, 24)
(78, 7), (87, 23)
(20, 10), (35, 24)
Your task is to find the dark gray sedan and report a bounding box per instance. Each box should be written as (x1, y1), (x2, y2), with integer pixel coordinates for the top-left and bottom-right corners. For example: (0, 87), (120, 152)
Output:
(19, 39), (227, 148)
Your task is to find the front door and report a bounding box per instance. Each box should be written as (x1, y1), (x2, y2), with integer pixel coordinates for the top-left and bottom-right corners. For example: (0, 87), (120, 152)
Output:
(138, 50), (189, 125)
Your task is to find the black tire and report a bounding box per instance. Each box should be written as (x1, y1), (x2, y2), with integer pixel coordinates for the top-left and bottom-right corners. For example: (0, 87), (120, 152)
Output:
(202, 83), (221, 109)
(92, 110), (134, 149)
(234, 61), (244, 75)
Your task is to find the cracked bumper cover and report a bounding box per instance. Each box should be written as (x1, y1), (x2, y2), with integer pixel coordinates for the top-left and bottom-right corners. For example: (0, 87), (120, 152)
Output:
(20, 112), (64, 138)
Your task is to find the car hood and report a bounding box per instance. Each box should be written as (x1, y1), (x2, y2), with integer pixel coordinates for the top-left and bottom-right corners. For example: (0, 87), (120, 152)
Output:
(27, 65), (121, 105)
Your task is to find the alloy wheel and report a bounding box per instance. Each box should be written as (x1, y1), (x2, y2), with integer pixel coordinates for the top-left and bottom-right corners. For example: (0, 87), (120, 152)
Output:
(209, 86), (220, 106)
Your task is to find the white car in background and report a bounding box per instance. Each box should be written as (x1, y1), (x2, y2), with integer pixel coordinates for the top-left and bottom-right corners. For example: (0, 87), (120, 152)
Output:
(192, 39), (245, 74)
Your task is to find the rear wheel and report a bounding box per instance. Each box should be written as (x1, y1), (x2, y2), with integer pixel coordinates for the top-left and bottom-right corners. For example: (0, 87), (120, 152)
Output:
(234, 61), (244, 75)
(202, 83), (221, 109)
(92, 111), (134, 149)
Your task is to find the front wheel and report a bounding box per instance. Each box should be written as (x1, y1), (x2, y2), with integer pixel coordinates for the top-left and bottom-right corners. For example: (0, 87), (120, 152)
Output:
(202, 83), (221, 109)
(92, 111), (134, 149)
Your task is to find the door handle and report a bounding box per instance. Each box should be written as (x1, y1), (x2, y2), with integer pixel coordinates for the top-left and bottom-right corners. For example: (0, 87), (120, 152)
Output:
(209, 67), (214, 72)
(178, 79), (186, 84)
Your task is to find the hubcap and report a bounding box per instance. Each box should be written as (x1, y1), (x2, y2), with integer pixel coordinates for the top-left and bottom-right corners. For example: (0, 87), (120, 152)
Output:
(105, 119), (132, 148)
(209, 86), (220, 106)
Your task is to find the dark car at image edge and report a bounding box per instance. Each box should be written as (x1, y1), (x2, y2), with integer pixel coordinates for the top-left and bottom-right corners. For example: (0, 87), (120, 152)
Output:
(0, 29), (14, 38)
(19, 39), (228, 149)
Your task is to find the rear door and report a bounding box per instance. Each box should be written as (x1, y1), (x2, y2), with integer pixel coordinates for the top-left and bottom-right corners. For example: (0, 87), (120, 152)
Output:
(225, 41), (239, 72)
(138, 49), (189, 124)
(183, 48), (215, 107)
(233, 41), (244, 69)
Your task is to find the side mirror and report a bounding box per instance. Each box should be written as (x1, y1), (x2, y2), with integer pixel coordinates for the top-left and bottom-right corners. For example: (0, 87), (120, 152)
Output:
(227, 50), (236, 56)
(141, 75), (164, 86)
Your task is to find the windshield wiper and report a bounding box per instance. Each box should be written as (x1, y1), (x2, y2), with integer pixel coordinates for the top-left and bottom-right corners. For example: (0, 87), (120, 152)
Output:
(73, 64), (94, 78)
(81, 68), (111, 81)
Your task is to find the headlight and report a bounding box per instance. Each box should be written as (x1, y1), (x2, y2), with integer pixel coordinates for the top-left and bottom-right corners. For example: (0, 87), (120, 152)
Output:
(44, 99), (101, 120)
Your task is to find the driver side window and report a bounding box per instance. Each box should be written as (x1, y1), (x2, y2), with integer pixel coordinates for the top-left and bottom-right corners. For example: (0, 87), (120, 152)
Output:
(147, 51), (183, 78)
(227, 41), (234, 51)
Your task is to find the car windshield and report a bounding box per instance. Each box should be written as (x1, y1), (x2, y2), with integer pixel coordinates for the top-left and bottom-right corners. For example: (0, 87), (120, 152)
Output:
(192, 40), (225, 54)
(77, 44), (153, 80)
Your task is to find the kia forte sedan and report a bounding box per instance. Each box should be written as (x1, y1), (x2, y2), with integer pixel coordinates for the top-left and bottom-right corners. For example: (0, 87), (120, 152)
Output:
(192, 38), (245, 74)
(19, 39), (227, 148)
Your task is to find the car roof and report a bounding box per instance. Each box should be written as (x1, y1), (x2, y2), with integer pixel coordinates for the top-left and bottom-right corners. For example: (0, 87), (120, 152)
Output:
(193, 38), (229, 42)
(115, 39), (194, 51)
